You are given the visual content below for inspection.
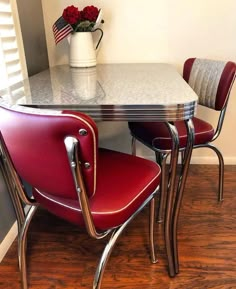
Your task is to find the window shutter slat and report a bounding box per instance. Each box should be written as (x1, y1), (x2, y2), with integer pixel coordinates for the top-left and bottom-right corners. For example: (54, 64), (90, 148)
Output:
(0, 0), (25, 94)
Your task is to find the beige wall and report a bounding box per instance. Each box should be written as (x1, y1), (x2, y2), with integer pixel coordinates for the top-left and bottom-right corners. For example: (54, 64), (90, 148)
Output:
(41, 0), (236, 164)
(16, 0), (49, 76)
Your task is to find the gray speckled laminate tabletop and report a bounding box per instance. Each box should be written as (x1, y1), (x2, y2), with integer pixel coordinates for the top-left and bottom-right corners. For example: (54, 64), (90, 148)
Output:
(0, 63), (198, 121)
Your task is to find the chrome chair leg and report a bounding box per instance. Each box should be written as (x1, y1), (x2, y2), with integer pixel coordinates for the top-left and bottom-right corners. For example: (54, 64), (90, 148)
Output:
(172, 119), (194, 274)
(206, 144), (224, 202)
(157, 154), (168, 223)
(131, 136), (136, 156)
(194, 143), (224, 202)
(155, 151), (162, 163)
(180, 150), (185, 165)
(18, 205), (38, 289)
(93, 192), (158, 289)
(149, 197), (158, 263)
(164, 122), (179, 277)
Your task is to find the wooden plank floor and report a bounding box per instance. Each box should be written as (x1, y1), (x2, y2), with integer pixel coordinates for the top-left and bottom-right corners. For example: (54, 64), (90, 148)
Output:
(0, 165), (236, 289)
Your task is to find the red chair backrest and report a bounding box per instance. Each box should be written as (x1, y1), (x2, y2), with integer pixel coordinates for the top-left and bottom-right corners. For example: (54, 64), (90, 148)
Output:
(0, 105), (98, 199)
(183, 58), (236, 111)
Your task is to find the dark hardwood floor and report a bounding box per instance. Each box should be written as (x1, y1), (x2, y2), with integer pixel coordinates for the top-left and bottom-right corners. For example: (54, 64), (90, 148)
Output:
(0, 165), (236, 289)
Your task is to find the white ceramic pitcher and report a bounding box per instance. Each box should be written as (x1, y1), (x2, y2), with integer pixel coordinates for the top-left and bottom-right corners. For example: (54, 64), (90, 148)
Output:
(69, 29), (103, 68)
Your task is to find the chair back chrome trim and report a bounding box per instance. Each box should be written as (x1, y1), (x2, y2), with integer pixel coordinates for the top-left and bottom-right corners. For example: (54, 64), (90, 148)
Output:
(64, 136), (110, 239)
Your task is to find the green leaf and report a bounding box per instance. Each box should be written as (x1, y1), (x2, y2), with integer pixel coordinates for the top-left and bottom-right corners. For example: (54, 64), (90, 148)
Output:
(74, 21), (95, 32)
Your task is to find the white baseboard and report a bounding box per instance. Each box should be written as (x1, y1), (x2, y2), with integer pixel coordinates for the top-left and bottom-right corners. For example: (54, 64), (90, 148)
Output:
(0, 221), (18, 262)
(190, 156), (236, 165)
(146, 155), (236, 165)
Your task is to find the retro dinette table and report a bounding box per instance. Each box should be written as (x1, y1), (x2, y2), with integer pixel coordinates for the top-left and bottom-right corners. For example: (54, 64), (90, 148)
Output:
(0, 63), (198, 277)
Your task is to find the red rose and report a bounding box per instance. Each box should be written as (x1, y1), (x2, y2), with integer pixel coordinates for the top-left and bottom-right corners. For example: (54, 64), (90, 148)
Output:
(81, 5), (99, 22)
(62, 5), (80, 25)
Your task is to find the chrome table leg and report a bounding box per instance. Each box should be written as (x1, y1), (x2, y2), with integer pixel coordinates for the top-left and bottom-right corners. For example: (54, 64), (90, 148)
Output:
(172, 119), (194, 274)
(164, 122), (179, 277)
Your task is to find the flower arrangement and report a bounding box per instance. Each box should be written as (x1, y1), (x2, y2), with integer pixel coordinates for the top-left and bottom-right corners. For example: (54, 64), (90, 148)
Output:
(63, 5), (103, 32)
(53, 4), (104, 44)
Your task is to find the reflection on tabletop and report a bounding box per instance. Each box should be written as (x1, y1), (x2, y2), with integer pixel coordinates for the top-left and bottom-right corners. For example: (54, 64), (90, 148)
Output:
(0, 65), (106, 106)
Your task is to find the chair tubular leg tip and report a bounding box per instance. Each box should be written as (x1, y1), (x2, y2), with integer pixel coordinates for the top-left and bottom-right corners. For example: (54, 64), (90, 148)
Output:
(151, 259), (158, 264)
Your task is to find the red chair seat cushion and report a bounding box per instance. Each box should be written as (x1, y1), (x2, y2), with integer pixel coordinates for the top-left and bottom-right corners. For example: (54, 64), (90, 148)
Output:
(128, 117), (214, 150)
(33, 148), (161, 231)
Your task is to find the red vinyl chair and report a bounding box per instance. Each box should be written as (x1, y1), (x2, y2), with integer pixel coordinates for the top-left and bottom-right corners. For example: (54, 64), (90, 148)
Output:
(0, 105), (161, 289)
(128, 58), (236, 222)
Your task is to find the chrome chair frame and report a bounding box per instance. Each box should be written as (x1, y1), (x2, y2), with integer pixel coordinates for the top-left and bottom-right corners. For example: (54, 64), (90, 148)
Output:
(131, 119), (194, 275)
(131, 93), (231, 226)
(130, 62), (236, 276)
(0, 135), (159, 289)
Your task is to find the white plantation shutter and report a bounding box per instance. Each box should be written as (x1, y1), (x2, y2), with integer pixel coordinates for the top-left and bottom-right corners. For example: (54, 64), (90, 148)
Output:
(0, 0), (26, 92)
